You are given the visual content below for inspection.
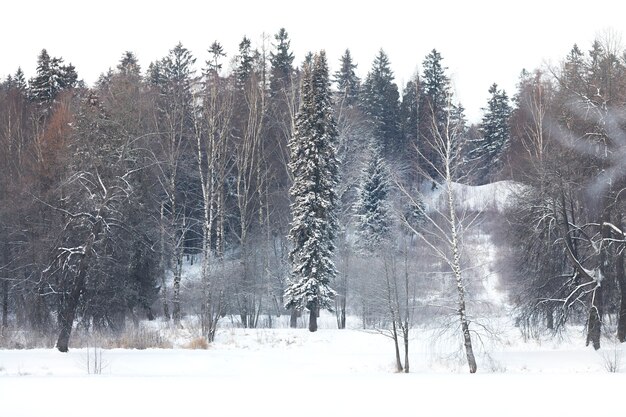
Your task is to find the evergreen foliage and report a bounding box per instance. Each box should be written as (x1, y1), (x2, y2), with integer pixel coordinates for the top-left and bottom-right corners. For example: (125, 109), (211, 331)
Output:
(269, 28), (294, 95)
(354, 145), (392, 252)
(467, 84), (511, 183)
(361, 49), (401, 155)
(117, 51), (141, 77)
(400, 78), (419, 152)
(235, 36), (255, 87)
(285, 51), (339, 329)
(419, 49), (452, 181)
(334, 49), (360, 107)
(29, 49), (78, 106)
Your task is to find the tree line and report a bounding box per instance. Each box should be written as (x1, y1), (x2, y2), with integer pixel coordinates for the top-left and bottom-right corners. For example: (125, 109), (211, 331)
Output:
(7, 28), (622, 370)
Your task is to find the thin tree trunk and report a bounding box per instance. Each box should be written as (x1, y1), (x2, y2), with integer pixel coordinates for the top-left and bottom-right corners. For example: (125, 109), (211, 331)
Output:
(290, 308), (299, 328)
(403, 328), (409, 373)
(586, 286), (602, 350)
(384, 255), (403, 372)
(617, 241), (626, 342)
(392, 320), (403, 372)
(308, 305), (318, 332)
(447, 174), (477, 373)
(546, 306), (554, 330)
(172, 253), (182, 326)
(159, 203), (170, 320)
(2, 277), (8, 331)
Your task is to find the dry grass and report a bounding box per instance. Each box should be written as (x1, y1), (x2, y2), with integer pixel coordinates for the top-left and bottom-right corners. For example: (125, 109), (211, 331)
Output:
(104, 328), (173, 349)
(183, 336), (209, 350)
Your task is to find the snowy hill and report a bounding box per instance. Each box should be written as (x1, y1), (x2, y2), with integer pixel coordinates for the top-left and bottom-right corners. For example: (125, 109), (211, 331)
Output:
(424, 180), (523, 213)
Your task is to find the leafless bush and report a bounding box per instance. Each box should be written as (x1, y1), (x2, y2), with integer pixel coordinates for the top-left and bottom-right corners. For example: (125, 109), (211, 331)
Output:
(599, 339), (622, 373)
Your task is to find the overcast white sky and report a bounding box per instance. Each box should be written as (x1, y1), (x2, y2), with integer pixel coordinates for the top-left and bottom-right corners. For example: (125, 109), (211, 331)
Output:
(2, 0), (625, 121)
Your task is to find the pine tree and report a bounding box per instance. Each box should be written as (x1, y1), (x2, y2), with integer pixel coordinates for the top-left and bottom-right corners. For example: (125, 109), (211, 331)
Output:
(29, 49), (55, 104)
(354, 144), (392, 252)
(13, 67), (27, 92)
(29, 49), (77, 106)
(146, 61), (162, 87)
(161, 42), (196, 100)
(235, 36), (255, 87)
(285, 51), (339, 332)
(117, 51), (141, 77)
(419, 49), (451, 181)
(400, 78), (419, 154)
(361, 49), (401, 155)
(269, 28), (295, 96)
(206, 41), (226, 76)
(467, 83), (511, 183)
(334, 49), (360, 107)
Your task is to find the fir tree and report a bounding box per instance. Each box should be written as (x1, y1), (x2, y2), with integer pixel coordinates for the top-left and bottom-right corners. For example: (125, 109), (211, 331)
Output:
(235, 36), (255, 87)
(419, 49), (452, 182)
(13, 67), (27, 92)
(206, 41), (226, 76)
(334, 49), (360, 107)
(29, 49), (77, 106)
(29, 49), (55, 104)
(159, 42), (197, 116)
(117, 51), (141, 77)
(354, 144), (392, 252)
(269, 28), (295, 96)
(361, 49), (401, 155)
(467, 83), (511, 183)
(285, 51), (339, 332)
(146, 61), (162, 87)
(400, 78), (419, 152)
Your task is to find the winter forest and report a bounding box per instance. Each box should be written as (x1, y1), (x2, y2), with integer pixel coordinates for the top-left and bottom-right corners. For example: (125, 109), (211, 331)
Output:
(3, 25), (626, 395)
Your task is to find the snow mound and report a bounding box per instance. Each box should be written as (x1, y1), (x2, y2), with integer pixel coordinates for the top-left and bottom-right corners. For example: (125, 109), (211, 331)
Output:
(425, 180), (523, 213)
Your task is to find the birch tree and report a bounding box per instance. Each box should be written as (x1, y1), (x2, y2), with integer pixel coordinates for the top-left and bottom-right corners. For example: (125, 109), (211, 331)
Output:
(399, 102), (478, 373)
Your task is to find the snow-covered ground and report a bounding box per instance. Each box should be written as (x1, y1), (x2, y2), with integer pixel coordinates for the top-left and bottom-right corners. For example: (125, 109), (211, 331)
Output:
(1, 320), (625, 417)
(3, 179), (621, 417)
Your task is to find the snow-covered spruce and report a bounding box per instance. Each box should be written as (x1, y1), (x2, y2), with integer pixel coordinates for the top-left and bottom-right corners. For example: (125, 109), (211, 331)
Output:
(284, 51), (340, 332)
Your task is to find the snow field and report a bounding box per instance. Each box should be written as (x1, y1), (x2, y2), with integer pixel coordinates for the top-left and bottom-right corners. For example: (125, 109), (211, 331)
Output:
(1, 322), (625, 417)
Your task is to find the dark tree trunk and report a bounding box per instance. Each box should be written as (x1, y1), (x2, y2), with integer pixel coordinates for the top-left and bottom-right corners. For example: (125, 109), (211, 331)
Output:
(289, 308), (299, 328)
(618, 293), (626, 343)
(308, 307), (318, 332)
(1, 278), (8, 330)
(546, 306), (554, 330)
(392, 320), (403, 372)
(618, 272), (626, 342)
(56, 270), (88, 352)
(56, 219), (102, 352)
(403, 329), (409, 373)
(461, 319), (477, 373)
(616, 225), (626, 342)
(586, 287), (602, 350)
(1, 245), (9, 330)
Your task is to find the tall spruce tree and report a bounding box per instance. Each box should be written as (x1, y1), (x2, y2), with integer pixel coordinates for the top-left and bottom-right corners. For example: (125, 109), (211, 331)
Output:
(467, 83), (511, 183)
(285, 51), (339, 332)
(361, 49), (401, 155)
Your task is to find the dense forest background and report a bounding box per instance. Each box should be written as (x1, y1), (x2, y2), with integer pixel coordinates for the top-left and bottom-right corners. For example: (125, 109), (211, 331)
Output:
(2, 29), (626, 360)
